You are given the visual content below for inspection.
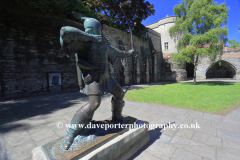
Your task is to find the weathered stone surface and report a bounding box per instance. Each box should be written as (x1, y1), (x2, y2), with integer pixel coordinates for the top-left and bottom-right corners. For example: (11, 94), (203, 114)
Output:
(133, 151), (161, 160)
(144, 143), (176, 159)
(192, 117), (212, 127)
(32, 120), (150, 160)
(173, 145), (216, 160)
(175, 129), (194, 139)
(196, 51), (240, 80)
(217, 149), (240, 160)
(0, 17), (160, 100)
(1, 86), (240, 159)
(170, 135), (191, 145)
(223, 139), (240, 149)
(6, 140), (36, 160)
(0, 136), (6, 160)
(29, 129), (56, 142)
(202, 113), (222, 122)
(217, 129), (240, 143)
(171, 148), (202, 160)
(192, 132), (222, 147)
(154, 134), (172, 143)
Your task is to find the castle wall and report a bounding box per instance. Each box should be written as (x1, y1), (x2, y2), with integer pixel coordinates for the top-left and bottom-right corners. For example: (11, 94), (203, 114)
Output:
(196, 51), (240, 80)
(146, 15), (186, 81)
(141, 28), (162, 82)
(146, 16), (178, 54)
(0, 16), (158, 100)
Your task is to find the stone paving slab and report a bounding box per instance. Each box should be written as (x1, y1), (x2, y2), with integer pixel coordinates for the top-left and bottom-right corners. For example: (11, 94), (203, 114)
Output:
(0, 82), (240, 160)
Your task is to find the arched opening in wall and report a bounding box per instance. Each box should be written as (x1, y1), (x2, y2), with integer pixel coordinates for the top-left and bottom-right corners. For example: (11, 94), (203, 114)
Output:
(186, 63), (194, 79)
(206, 60), (237, 79)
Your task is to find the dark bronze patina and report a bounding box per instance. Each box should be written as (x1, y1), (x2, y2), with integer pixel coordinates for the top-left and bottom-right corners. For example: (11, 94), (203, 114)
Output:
(41, 115), (138, 160)
(59, 12), (134, 150)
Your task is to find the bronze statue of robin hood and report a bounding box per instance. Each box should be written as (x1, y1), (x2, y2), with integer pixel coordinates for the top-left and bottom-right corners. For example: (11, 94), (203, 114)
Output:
(60, 12), (134, 150)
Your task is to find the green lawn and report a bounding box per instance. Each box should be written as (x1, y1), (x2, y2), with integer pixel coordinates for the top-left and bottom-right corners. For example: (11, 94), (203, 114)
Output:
(125, 81), (240, 113)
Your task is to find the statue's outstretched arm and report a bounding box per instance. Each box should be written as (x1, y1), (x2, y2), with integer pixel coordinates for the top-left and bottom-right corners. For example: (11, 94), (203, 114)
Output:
(107, 45), (134, 64)
(60, 26), (101, 43)
(117, 49), (134, 58)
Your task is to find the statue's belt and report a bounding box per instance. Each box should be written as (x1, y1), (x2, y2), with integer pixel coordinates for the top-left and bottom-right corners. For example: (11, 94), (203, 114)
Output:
(77, 60), (106, 72)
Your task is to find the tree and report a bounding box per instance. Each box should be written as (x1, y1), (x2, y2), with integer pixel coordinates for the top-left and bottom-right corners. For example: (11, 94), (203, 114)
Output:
(228, 39), (240, 51)
(169, 0), (228, 85)
(85, 0), (155, 33)
(238, 25), (240, 30)
(0, 0), (97, 24)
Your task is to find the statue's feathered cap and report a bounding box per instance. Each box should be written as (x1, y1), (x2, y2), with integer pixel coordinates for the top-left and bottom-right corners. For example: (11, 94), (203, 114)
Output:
(72, 12), (101, 33)
(72, 11), (110, 44)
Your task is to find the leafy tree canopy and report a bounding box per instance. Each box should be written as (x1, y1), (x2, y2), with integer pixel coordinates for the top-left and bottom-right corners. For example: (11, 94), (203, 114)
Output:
(85, 0), (155, 33)
(0, 0), (97, 25)
(1, 0), (154, 34)
(169, 0), (229, 84)
(228, 39), (240, 51)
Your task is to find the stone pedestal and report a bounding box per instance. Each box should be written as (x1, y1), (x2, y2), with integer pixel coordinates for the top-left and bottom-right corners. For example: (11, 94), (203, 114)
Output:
(32, 116), (149, 160)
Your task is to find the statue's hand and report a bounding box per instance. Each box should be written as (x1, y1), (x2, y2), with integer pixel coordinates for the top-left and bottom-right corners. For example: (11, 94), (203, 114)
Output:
(128, 50), (135, 55)
(91, 34), (102, 43)
(80, 89), (85, 94)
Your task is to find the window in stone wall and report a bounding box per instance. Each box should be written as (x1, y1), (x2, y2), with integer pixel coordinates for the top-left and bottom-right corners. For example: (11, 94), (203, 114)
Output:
(48, 73), (62, 86)
(164, 42), (169, 50)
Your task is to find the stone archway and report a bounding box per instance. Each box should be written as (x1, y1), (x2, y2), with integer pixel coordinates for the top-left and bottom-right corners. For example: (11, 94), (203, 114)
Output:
(206, 60), (237, 79)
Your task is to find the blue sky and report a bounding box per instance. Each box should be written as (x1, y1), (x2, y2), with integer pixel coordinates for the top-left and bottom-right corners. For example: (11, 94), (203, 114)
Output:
(142, 0), (240, 45)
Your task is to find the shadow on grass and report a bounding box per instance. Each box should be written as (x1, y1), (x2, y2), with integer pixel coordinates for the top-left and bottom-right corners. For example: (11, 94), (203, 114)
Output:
(180, 81), (235, 86)
(126, 82), (177, 91)
(127, 81), (236, 93)
(128, 82), (236, 92)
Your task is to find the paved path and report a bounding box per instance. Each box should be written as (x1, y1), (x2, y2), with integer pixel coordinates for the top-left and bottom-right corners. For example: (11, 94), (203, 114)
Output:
(0, 82), (240, 160)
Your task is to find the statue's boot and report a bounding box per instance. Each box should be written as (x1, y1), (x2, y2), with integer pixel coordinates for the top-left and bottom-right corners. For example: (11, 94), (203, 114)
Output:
(111, 98), (127, 123)
(63, 109), (92, 150)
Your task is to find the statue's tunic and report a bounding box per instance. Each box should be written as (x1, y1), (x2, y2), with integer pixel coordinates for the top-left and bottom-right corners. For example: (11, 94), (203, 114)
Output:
(60, 26), (131, 95)
(78, 42), (122, 95)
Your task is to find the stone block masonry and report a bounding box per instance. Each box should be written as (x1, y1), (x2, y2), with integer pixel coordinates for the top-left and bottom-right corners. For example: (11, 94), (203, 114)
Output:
(0, 15), (159, 100)
(145, 15), (187, 81)
(196, 51), (240, 80)
(0, 16), (83, 100)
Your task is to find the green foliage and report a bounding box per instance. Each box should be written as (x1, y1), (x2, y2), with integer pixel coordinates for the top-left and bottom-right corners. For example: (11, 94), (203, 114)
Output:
(0, 0), (154, 34)
(228, 39), (240, 51)
(169, 0), (229, 84)
(85, 0), (155, 33)
(238, 25), (240, 30)
(0, 0), (97, 24)
(125, 82), (240, 113)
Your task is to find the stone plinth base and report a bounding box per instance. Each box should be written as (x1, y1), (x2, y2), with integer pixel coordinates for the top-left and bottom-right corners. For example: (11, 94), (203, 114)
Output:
(32, 117), (149, 160)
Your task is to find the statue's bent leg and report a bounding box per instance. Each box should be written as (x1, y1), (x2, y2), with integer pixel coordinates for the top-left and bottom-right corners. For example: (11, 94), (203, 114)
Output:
(110, 84), (125, 121)
(63, 82), (101, 150)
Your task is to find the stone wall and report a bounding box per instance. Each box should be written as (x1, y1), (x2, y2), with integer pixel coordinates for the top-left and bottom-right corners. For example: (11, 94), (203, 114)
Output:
(145, 15), (187, 81)
(196, 51), (240, 80)
(102, 25), (161, 85)
(0, 16), (159, 100)
(0, 17), (84, 100)
(146, 15), (179, 54)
